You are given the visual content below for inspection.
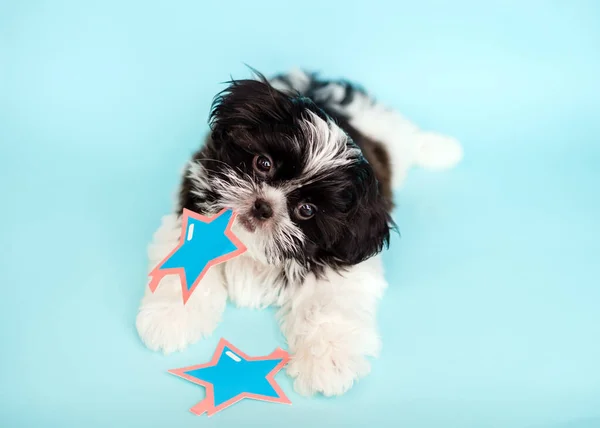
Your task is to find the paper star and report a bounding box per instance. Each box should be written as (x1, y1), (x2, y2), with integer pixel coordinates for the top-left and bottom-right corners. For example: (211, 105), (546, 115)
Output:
(169, 338), (291, 416)
(148, 209), (246, 304)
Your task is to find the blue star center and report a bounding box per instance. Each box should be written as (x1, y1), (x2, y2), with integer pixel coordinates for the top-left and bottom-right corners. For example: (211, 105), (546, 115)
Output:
(160, 210), (238, 290)
(184, 347), (283, 406)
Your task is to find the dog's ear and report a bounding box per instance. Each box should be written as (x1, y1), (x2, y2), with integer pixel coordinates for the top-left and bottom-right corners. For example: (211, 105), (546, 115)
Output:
(209, 76), (298, 142)
(327, 161), (393, 266)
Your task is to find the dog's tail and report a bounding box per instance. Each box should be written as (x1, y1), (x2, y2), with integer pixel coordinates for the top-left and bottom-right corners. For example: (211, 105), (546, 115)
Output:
(269, 68), (463, 189)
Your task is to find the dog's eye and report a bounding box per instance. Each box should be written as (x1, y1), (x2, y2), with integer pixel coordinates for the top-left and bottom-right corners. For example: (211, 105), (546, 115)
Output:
(295, 203), (317, 220)
(253, 155), (273, 175)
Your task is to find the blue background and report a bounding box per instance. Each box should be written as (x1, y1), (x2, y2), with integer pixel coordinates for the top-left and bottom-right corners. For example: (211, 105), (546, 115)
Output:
(1, 1), (599, 427)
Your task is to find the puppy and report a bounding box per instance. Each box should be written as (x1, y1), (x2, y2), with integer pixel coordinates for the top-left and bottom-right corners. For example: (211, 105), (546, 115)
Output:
(136, 69), (462, 396)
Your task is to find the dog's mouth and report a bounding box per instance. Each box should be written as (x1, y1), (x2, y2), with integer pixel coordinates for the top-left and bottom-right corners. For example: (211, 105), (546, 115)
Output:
(237, 214), (256, 232)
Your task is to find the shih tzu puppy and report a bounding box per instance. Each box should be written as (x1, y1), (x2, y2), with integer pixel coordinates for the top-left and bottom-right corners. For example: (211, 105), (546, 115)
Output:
(136, 69), (462, 396)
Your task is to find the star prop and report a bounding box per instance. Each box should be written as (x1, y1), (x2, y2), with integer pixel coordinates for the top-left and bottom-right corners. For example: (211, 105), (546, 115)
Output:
(148, 209), (246, 304)
(169, 338), (291, 416)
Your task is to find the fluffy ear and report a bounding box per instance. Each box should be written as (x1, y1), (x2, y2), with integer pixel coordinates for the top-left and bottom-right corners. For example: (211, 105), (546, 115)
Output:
(328, 162), (393, 266)
(209, 76), (297, 141)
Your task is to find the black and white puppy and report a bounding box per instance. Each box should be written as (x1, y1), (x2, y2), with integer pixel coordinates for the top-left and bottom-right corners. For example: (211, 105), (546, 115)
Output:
(136, 69), (462, 396)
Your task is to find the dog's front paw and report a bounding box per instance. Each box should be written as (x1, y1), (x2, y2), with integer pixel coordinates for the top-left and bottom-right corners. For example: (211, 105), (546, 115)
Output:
(136, 276), (226, 354)
(414, 132), (463, 170)
(286, 340), (371, 397)
(136, 299), (208, 354)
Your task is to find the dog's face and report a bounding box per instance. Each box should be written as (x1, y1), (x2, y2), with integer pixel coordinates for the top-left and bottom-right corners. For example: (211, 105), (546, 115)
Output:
(183, 78), (391, 275)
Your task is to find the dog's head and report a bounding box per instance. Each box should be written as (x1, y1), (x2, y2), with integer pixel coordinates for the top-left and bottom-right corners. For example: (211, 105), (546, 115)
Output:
(184, 76), (391, 275)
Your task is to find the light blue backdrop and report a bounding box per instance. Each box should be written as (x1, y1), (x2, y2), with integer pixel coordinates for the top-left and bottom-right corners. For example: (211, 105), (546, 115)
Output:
(1, 1), (599, 427)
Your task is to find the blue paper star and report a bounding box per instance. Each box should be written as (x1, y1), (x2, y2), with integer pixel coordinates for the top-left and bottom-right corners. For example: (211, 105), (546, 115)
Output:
(169, 338), (291, 416)
(148, 209), (246, 303)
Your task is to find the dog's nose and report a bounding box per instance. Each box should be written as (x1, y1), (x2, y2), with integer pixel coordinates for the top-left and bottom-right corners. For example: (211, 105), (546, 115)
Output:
(252, 199), (273, 220)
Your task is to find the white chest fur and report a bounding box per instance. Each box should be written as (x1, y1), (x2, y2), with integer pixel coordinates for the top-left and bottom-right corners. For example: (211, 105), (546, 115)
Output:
(222, 254), (290, 309)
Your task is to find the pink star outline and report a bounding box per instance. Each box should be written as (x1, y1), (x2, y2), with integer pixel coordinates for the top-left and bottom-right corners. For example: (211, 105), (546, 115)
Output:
(147, 208), (247, 304)
(168, 338), (291, 416)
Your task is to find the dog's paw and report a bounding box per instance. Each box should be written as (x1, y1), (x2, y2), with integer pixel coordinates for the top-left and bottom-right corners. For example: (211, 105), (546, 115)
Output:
(286, 340), (371, 397)
(136, 277), (226, 354)
(414, 132), (463, 170)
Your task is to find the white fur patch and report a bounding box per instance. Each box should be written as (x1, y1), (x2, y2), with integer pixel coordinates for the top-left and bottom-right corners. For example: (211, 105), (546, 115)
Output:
(223, 254), (289, 309)
(297, 111), (360, 184)
(270, 67), (312, 94)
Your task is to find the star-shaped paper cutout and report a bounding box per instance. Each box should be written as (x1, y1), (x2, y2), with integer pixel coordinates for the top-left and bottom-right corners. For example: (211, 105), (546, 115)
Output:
(169, 338), (291, 416)
(148, 209), (246, 304)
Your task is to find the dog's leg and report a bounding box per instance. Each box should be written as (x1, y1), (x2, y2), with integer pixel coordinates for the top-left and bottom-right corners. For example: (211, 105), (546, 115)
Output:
(278, 257), (387, 396)
(348, 103), (464, 188)
(135, 214), (227, 354)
